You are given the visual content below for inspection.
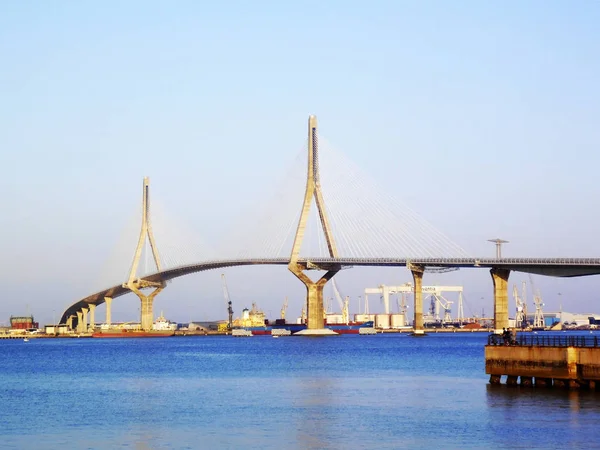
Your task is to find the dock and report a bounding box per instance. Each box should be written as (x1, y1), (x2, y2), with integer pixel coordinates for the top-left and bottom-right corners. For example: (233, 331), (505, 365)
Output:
(485, 335), (600, 389)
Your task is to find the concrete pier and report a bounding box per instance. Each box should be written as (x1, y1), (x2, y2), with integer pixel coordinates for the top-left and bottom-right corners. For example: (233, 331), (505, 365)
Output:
(76, 311), (83, 333)
(490, 268), (510, 333)
(104, 297), (112, 325)
(485, 339), (600, 390)
(290, 269), (339, 330)
(89, 304), (96, 330)
(81, 307), (88, 332)
(411, 265), (424, 333)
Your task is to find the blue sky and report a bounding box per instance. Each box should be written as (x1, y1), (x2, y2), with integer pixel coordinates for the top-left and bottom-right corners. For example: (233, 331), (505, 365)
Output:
(1, 1), (599, 325)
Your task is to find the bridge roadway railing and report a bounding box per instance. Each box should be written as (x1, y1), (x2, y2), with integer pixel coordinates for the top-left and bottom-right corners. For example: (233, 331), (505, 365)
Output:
(488, 334), (600, 348)
(306, 257), (600, 266)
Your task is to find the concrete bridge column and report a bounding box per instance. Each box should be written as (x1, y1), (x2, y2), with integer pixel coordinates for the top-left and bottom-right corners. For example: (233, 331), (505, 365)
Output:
(76, 311), (83, 333)
(81, 307), (89, 332)
(66, 315), (74, 330)
(289, 266), (339, 334)
(104, 297), (112, 326)
(88, 304), (96, 331)
(140, 294), (154, 331)
(411, 265), (425, 335)
(133, 286), (163, 331)
(491, 268), (510, 333)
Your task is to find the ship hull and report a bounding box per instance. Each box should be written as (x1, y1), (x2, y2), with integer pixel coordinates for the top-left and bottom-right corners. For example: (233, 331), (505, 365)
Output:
(239, 321), (374, 336)
(92, 331), (175, 338)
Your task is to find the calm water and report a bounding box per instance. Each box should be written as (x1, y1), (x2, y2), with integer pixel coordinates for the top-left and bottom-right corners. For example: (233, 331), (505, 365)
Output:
(1, 333), (599, 449)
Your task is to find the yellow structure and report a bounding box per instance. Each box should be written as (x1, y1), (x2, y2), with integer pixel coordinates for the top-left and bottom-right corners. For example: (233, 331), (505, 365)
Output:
(233, 303), (266, 327)
(491, 268), (510, 333)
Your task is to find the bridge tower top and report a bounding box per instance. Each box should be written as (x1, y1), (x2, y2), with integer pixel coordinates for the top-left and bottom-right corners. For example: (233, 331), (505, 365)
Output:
(289, 115), (338, 264)
(127, 176), (163, 284)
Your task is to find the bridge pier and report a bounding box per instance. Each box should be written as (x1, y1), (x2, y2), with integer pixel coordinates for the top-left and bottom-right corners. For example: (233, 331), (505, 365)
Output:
(66, 315), (74, 330)
(290, 267), (339, 334)
(76, 311), (83, 333)
(104, 297), (112, 326)
(88, 304), (96, 331)
(410, 265), (425, 334)
(81, 307), (88, 332)
(491, 268), (510, 333)
(129, 284), (164, 331)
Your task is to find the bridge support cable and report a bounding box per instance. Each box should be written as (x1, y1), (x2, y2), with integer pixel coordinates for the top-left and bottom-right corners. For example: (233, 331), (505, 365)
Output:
(316, 166), (371, 258)
(218, 149), (307, 259)
(289, 115), (340, 334)
(491, 268), (511, 333)
(317, 137), (471, 259)
(148, 199), (218, 271)
(92, 205), (144, 297)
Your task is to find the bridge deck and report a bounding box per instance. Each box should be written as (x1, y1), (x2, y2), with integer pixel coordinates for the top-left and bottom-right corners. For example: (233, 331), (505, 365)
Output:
(60, 257), (600, 324)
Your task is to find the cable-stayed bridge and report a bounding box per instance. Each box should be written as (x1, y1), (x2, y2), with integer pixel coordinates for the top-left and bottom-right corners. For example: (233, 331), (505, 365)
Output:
(60, 116), (600, 335)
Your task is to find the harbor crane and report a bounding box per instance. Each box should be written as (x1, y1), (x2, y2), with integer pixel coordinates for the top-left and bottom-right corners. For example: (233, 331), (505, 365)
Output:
(429, 293), (453, 323)
(331, 279), (345, 312)
(513, 281), (528, 328)
(281, 297), (288, 320)
(221, 274), (233, 329)
(364, 284), (464, 322)
(529, 275), (545, 329)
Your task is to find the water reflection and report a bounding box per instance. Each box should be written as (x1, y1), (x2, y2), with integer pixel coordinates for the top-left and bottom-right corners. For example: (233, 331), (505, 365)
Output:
(294, 376), (333, 449)
(484, 384), (600, 448)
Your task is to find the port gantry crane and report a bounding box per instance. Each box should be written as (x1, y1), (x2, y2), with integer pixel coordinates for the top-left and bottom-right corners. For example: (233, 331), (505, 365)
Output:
(221, 274), (233, 329)
(364, 284), (464, 324)
(513, 281), (528, 329)
(330, 279), (350, 324)
(281, 297), (288, 320)
(528, 275), (545, 329)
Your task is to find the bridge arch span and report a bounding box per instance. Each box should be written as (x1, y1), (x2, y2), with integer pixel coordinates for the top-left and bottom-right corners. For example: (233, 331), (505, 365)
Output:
(60, 256), (600, 325)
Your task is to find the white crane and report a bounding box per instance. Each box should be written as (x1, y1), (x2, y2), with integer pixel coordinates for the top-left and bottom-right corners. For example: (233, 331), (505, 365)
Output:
(364, 284), (463, 321)
(342, 296), (350, 324)
(529, 275), (545, 329)
(513, 281), (529, 329)
(280, 297), (288, 320)
(513, 284), (525, 328)
(331, 279), (345, 313)
(397, 292), (409, 317)
(431, 293), (453, 323)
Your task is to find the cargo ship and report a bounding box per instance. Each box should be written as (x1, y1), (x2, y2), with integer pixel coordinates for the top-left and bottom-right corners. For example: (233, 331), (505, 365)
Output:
(92, 329), (175, 338)
(231, 302), (374, 335)
(236, 320), (375, 336)
(92, 313), (177, 338)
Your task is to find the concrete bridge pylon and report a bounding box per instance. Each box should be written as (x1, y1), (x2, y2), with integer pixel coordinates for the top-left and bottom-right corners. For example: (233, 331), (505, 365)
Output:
(288, 115), (340, 335)
(122, 176), (165, 331)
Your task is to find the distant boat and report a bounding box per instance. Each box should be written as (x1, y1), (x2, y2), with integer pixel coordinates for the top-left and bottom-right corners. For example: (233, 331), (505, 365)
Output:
(23, 337), (29, 342)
